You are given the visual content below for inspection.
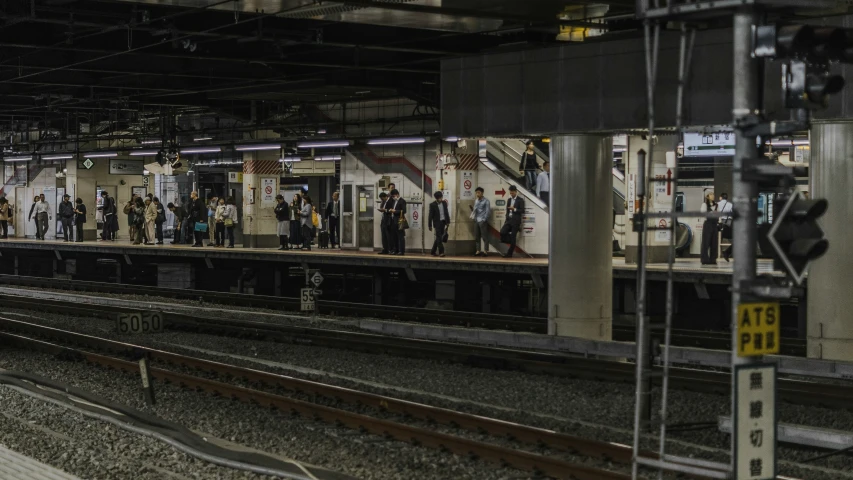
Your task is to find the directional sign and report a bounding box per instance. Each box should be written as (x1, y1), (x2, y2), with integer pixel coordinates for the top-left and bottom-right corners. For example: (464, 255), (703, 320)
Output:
(737, 302), (780, 357)
(683, 132), (735, 157)
(310, 271), (324, 287)
(734, 363), (776, 480)
(495, 188), (506, 197)
(82, 158), (94, 170)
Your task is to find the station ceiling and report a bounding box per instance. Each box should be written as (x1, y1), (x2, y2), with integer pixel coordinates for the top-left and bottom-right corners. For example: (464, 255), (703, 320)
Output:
(0, 0), (637, 135)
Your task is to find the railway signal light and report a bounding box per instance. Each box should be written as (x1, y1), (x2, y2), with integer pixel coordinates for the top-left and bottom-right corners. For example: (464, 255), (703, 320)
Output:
(758, 190), (828, 285)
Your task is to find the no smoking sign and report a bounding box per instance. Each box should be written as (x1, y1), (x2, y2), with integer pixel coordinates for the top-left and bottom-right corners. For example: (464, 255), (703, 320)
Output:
(265, 186), (273, 194)
(464, 180), (472, 190)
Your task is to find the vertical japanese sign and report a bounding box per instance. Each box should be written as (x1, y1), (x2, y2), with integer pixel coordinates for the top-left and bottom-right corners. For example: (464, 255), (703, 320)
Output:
(627, 173), (636, 214)
(461, 171), (474, 199)
(734, 363), (776, 480)
(261, 177), (276, 207)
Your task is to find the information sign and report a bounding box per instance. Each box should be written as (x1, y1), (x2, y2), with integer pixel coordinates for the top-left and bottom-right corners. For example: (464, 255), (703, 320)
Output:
(116, 311), (164, 334)
(301, 288), (315, 311)
(683, 132), (736, 157)
(261, 177), (276, 206)
(734, 363), (776, 480)
(311, 271), (324, 287)
(737, 302), (780, 357)
(461, 172), (474, 199)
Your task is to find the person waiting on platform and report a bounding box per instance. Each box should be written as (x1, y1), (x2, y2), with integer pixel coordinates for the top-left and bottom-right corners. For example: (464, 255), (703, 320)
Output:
(58, 194), (75, 242)
(325, 191), (341, 248)
(718, 193), (733, 262)
(377, 192), (391, 254)
(167, 202), (185, 245)
(100, 191), (116, 241)
(274, 194), (290, 250)
(428, 191), (450, 257)
(299, 194), (314, 251)
(0, 197), (10, 239)
(132, 197), (145, 245)
(224, 197), (238, 248)
(387, 189), (407, 256)
(154, 197), (166, 245)
(143, 197), (156, 245)
(289, 194), (302, 249)
(189, 191), (206, 248)
(469, 187), (491, 257)
(73, 198), (86, 243)
(27, 196), (40, 239)
(520, 141), (539, 191)
(214, 197), (227, 248)
(536, 161), (550, 207)
(700, 192), (718, 265)
(207, 194), (218, 248)
(34, 194), (50, 240)
(500, 185), (525, 258)
(124, 194), (138, 243)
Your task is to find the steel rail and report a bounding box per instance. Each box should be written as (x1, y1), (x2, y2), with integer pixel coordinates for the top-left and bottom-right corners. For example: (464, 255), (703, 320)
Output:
(0, 326), (635, 480)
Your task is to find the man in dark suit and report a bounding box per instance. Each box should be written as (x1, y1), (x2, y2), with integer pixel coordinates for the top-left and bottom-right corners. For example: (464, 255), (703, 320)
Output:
(500, 185), (525, 258)
(189, 191), (207, 247)
(428, 191), (450, 257)
(324, 191), (342, 248)
(387, 189), (406, 256)
(377, 192), (391, 254)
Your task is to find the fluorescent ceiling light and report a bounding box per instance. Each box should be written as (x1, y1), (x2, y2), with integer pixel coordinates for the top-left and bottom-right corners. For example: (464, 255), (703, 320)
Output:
(130, 150), (159, 156)
(4, 156), (31, 162)
(613, 147), (627, 153)
(85, 152), (118, 158)
(141, 139), (161, 145)
(193, 137), (213, 142)
(316, 129), (327, 134)
(297, 140), (351, 148)
(280, 156), (302, 162)
(180, 147), (221, 154)
(314, 155), (342, 161)
(41, 154), (73, 160)
(444, 136), (460, 142)
(366, 137), (426, 145)
(235, 144), (281, 151)
(792, 139), (809, 146)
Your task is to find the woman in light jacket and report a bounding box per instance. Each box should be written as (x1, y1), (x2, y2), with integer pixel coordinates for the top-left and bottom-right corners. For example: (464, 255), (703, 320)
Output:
(299, 194), (313, 251)
(214, 197), (226, 248)
(143, 197), (157, 245)
(224, 197), (238, 248)
(289, 193), (302, 249)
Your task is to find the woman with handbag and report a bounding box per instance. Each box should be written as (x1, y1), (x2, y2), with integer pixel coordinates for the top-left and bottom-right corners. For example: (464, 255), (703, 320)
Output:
(224, 197), (238, 248)
(289, 194), (302, 249)
(299, 194), (314, 251)
(699, 192), (718, 265)
(214, 197), (226, 247)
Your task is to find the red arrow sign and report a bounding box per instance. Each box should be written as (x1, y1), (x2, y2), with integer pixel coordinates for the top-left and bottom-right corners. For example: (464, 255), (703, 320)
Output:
(495, 188), (506, 197)
(666, 169), (672, 195)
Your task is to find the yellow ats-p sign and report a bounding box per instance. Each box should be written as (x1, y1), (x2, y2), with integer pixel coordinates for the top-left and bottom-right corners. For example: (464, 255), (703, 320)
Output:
(737, 302), (781, 357)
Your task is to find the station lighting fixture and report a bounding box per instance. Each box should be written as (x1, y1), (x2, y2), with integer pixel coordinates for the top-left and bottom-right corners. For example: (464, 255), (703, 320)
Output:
(180, 147), (221, 154)
(366, 137), (426, 145)
(316, 129), (327, 134)
(443, 136), (461, 142)
(296, 139), (351, 148)
(235, 144), (281, 151)
(314, 155), (342, 161)
(140, 139), (162, 145)
(41, 154), (73, 160)
(84, 152), (118, 158)
(193, 137), (213, 142)
(4, 156), (32, 162)
(613, 147), (628, 153)
(129, 150), (159, 156)
(280, 156), (302, 162)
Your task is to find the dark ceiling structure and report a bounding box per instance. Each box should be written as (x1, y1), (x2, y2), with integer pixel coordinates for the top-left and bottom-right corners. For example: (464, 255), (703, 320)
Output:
(0, 0), (637, 140)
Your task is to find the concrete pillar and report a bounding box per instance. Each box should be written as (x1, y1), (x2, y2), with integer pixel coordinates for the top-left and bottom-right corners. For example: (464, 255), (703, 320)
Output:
(807, 122), (853, 360)
(624, 135), (679, 264)
(242, 151), (280, 248)
(548, 135), (613, 339)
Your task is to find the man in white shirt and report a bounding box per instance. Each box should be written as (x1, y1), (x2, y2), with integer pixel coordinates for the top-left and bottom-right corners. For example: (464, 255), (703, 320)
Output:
(717, 193), (733, 261)
(34, 193), (50, 240)
(536, 161), (550, 207)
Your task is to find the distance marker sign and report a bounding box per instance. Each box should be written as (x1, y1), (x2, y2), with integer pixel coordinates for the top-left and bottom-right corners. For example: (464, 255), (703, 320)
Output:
(737, 302), (780, 357)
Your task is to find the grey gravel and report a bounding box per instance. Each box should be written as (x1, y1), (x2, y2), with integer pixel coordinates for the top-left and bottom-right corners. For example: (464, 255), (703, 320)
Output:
(3, 304), (853, 480)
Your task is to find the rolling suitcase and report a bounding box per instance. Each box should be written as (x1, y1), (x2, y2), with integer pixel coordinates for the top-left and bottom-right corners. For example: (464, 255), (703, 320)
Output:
(318, 230), (330, 249)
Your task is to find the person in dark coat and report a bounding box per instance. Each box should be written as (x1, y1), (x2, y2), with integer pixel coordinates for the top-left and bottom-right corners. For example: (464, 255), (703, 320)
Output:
(274, 194), (290, 250)
(101, 191), (116, 241)
(289, 194), (302, 249)
(428, 191), (451, 257)
(58, 194), (75, 242)
(167, 202), (186, 245)
(500, 185), (525, 258)
(520, 141), (539, 191)
(324, 191), (341, 248)
(189, 191), (207, 247)
(154, 197), (166, 245)
(377, 192), (390, 254)
(73, 198), (86, 242)
(387, 189), (407, 256)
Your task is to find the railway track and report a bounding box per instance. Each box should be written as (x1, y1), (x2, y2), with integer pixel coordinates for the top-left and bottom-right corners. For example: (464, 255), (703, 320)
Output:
(0, 316), (644, 480)
(0, 274), (808, 355)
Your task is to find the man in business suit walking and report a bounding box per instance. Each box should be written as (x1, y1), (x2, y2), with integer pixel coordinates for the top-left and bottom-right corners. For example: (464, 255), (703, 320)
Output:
(500, 185), (525, 258)
(428, 191), (450, 257)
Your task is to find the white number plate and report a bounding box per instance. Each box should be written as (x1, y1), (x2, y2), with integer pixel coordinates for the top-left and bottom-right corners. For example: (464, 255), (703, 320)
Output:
(301, 288), (315, 311)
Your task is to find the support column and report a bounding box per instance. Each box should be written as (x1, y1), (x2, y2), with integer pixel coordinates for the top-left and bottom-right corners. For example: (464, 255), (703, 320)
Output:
(807, 122), (853, 360)
(242, 151), (280, 248)
(548, 135), (612, 339)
